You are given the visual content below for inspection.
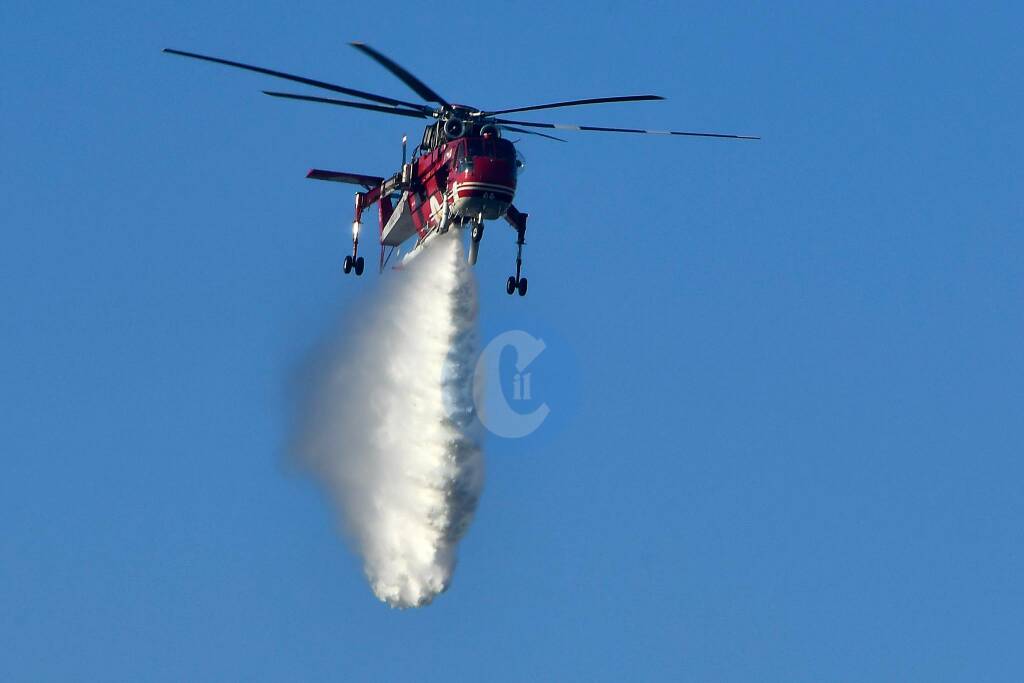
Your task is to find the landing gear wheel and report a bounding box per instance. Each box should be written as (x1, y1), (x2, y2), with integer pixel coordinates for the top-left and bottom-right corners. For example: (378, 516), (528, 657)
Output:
(517, 277), (528, 297)
(354, 256), (365, 276)
(343, 255), (353, 274)
(506, 276), (517, 295)
(472, 224), (483, 242)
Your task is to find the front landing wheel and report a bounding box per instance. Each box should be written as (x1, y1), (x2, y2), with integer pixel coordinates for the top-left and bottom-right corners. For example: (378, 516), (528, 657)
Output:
(506, 276), (517, 295)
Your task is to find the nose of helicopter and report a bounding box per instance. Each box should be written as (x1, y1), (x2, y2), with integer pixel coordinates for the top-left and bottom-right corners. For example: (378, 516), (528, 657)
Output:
(451, 136), (518, 220)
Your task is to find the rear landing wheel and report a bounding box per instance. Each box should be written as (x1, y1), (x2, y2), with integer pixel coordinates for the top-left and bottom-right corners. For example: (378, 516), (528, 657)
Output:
(517, 277), (528, 297)
(506, 276), (517, 295)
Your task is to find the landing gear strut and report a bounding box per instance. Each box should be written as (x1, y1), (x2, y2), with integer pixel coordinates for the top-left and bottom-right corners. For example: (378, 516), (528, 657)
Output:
(504, 206), (528, 297)
(345, 194), (366, 276)
(505, 232), (528, 296)
(468, 221), (483, 266)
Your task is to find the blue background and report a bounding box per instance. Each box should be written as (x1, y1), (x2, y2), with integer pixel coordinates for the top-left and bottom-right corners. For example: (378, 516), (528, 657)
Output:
(2, 2), (1021, 680)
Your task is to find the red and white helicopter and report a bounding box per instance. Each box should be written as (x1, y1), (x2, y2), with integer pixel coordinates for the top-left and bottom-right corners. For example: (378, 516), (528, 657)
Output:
(165, 43), (757, 296)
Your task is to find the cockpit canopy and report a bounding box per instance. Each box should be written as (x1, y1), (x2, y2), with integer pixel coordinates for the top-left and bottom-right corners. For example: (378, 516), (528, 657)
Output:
(465, 136), (515, 161)
(455, 136), (518, 174)
(453, 137), (527, 180)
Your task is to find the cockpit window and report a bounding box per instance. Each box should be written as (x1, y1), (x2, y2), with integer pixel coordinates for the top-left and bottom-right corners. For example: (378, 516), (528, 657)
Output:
(457, 140), (474, 172)
(461, 136), (515, 161)
(494, 139), (515, 161)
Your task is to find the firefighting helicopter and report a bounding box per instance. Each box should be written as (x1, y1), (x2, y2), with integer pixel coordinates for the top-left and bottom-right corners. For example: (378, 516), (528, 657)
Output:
(164, 43), (757, 296)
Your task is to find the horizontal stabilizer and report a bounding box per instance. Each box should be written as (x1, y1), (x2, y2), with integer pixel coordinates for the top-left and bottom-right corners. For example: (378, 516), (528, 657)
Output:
(306, 169), (384, 188)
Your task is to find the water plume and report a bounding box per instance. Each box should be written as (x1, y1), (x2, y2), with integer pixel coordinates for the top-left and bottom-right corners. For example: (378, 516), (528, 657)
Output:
(297, 233), (483, 608)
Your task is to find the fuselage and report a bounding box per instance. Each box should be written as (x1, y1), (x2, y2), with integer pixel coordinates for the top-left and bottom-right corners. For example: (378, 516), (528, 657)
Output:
(383, 115), (520, 243)
(449, 134), (518, 220)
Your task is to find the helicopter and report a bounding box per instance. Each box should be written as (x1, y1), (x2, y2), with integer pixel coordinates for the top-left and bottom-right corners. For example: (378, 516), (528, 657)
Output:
(164, 43), (757, 296)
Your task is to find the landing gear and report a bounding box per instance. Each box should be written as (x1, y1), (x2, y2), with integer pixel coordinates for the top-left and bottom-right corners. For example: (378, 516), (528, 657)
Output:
(505, 222), (528, 297)
(468, 222), (484, 266)
(500, 205), (530, 297)
(506, 276), (528, 297)
(344, 196), (365, 277)
(342, 254), (365, 276)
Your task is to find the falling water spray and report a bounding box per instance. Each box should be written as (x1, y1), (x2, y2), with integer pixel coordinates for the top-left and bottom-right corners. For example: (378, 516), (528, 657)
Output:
(297, 233), (483, 607)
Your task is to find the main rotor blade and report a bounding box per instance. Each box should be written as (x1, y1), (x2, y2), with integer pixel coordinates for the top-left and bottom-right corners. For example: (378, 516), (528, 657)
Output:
(350, 42), (449, 108)
(499, 125), (567, 142)
(163, 48), (430, 112)
(494, 117), (760, 140)
(262, 91), (431, 118)
(485, 95), (664, 116)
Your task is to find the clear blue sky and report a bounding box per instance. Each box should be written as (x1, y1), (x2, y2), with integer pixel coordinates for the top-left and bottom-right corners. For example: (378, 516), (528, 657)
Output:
(2, 2), (1022, 680)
